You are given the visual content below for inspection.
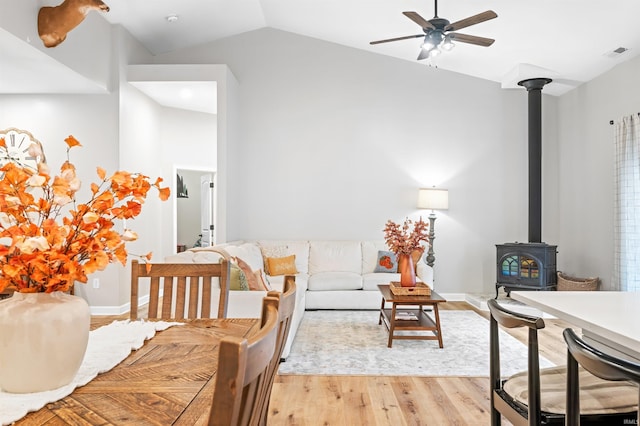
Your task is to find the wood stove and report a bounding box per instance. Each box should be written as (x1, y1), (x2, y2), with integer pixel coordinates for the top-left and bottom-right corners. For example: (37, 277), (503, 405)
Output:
(495, 78), (558, 297)
(496, 242), (557, 296)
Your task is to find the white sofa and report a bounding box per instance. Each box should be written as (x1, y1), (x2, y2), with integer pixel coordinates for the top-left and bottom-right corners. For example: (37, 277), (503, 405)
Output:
(165, 240), (433, 358)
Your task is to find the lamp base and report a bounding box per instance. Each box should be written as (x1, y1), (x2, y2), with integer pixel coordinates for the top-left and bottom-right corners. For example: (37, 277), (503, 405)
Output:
(426, 212), (436, 268)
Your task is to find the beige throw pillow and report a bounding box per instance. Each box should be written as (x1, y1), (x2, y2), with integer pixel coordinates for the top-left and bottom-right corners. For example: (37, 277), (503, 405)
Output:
(259, 245), (289, 274)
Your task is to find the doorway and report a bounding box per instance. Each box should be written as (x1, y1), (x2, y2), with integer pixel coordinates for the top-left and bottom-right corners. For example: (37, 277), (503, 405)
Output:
(175, 168), (216, 251)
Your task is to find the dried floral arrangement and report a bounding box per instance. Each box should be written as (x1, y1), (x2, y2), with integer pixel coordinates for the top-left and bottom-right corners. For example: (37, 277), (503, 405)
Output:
(383, 217), (429, 255)
(0, 135), (170, 293)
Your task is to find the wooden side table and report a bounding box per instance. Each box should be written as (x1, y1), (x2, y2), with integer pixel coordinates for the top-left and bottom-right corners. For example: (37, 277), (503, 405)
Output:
(377, 284), (447, 348)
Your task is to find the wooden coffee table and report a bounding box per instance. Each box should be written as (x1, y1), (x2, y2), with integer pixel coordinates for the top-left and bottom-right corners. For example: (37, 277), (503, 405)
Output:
(377, 284), (446, 348)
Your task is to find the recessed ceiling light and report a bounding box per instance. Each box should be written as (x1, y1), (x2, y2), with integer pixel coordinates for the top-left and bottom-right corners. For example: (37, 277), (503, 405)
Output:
(166, 14), (179, 23)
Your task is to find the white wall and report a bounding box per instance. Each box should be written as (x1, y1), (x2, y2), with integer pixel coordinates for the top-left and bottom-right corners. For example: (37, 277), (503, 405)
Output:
(158, 28), (554, 294)
(557, 54), (640, 289)
(0, 93), (121, 306)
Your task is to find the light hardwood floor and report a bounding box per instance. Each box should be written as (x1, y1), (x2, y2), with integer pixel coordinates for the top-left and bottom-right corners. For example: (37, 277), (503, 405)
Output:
(266, 301), (573, 426)
(93, 300), (572, 426)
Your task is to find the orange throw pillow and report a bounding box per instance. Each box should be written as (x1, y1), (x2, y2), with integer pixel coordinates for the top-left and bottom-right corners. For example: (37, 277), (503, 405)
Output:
(265, 255), (298, 276)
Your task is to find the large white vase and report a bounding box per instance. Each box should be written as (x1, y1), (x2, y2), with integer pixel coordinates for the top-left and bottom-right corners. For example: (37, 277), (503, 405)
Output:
(0, 291), (90, 393)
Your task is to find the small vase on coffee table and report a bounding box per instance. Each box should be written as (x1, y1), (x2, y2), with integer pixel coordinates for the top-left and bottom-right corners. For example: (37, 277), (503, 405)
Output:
(398, 254), (417, 287)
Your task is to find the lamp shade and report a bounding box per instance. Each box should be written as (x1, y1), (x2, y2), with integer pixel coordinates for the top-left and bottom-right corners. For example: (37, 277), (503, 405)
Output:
(417, 188), (449, 210)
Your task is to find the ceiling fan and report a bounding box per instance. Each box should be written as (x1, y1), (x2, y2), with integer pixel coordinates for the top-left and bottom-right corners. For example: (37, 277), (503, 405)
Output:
(370, 0), (497, 60)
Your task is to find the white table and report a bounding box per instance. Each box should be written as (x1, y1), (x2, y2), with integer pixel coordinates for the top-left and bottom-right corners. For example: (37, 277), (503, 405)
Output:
(510, 291), (640, 362)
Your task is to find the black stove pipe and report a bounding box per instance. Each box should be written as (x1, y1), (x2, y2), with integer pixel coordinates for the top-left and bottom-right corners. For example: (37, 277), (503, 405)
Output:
(517, 78), (552, 243)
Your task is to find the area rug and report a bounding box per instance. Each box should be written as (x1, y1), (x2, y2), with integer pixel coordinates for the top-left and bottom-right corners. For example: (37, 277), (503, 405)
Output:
(277, 310), (554, 377)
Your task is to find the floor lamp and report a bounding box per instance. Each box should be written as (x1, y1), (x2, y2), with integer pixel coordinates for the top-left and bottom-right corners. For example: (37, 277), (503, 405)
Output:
(417, 188), (449, 268)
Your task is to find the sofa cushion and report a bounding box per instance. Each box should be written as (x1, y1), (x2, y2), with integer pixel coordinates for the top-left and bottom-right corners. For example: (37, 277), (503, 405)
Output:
(190, 251), (225, 264)
(266, 254), (298, 276)
(362, 241), (391, 274)
(222, 243), (264, 272)
(257, 240), (310, 274)
(309, 241), (362, 275)
(308, 272), (362, 291)
(267, 273), (309, 293)
(373, 250), (398, 273)
(362, 272), (400, 291)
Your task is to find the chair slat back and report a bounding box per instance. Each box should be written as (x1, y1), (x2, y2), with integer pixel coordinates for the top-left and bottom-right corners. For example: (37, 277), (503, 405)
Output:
(130, 259), (230, 320)
(257, 275), (297, 425)
(209, 297), (280, 426)
(563, 328), (640, 426)
(487, 299), (546, 426)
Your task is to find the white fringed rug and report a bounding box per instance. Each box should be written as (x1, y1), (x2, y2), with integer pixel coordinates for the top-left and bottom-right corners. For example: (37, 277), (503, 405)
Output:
(278, 310), (554, 377)
(0, 320), (183, 426)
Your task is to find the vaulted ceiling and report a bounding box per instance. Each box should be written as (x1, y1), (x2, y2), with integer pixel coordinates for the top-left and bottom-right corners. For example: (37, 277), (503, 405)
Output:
(101, 0), (640, 96)
(3, 0), (640, 103)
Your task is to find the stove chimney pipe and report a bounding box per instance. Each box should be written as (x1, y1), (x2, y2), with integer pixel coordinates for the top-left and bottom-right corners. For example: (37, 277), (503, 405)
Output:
(517, 77), (551, 243)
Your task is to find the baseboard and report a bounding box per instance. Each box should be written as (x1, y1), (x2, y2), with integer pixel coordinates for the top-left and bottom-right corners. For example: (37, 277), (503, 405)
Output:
(89, 294), (150, 316)
(438, 292), (466, 301)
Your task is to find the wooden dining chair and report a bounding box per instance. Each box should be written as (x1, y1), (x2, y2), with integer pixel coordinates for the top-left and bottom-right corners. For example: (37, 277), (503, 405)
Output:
(257, 275), (297, 425)
(130, 259), (231, 320)
(563, 328), (640, 426)
(488, 299), (638, 426)
(208, 296), (280, 426)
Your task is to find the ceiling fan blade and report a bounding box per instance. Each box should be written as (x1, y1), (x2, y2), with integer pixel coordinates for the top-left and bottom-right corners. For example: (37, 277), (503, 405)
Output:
(370, 34), (423, 45)
(403, 11), (435, 30)
(445, 10), (497, 32)
(449, 32), (495, 47)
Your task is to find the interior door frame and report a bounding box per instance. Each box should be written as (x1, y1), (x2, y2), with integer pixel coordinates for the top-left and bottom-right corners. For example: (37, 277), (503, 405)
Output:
(172, 165), (216, 253)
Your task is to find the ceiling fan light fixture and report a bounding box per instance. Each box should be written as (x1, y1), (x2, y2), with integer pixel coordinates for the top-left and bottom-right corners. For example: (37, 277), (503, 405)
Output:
(429, 47), (441, 58)
(422, 37), (436, 51)
(441, 36), (455, 51)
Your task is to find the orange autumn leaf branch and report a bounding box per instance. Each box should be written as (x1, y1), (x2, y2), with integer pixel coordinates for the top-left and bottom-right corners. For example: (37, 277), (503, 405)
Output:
(0, 135), (170, 293)
(383, 217), (429, 256)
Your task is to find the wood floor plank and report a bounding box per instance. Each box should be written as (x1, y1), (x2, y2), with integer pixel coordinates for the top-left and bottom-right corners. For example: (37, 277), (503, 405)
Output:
(436, 377), (491, 424)
(47, 397), (111, 425)
(313, 376), (348, 425)
(338, 376), (378, 426)
(365, 376), (408, 426)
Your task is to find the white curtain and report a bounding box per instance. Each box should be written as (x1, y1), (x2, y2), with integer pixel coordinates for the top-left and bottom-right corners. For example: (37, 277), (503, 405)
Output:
(614, 114), (640, 291)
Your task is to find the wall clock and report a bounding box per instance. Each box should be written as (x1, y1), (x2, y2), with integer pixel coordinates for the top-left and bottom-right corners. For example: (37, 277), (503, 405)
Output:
(0, 128), (46, 172)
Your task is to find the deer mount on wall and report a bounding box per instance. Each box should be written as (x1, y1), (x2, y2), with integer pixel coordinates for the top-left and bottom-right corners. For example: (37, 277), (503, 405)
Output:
(38, 0), (110, 48)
